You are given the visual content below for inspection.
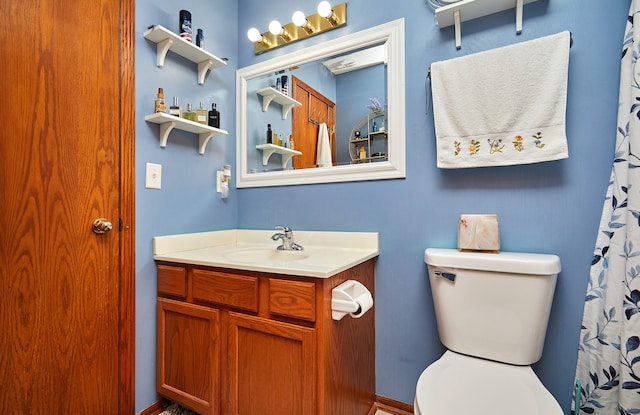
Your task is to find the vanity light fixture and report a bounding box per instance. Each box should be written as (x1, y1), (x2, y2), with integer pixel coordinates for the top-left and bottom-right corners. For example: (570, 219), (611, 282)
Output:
(247, 2), (347, 55)
(292, 11), (315, 35)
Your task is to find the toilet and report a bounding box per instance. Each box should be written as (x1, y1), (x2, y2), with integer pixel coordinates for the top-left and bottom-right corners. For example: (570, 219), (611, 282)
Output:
(415, 248), (563, 415)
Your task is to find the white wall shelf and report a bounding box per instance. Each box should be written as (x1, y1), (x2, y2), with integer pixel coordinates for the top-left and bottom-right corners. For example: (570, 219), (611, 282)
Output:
(145, 112), (228, 155)
(256, 143), (302, 169)
(256, 87), (302, 120)
(435, 0), (540, 49)
(143, 25), (227, 85)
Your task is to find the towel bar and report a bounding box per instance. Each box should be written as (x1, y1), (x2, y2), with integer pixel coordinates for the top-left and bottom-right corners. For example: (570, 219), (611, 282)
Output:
(426, 32), (572, 79)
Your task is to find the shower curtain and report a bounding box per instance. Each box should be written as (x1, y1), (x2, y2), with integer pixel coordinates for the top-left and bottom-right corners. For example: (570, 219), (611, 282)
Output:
(573, 2), (640, 414)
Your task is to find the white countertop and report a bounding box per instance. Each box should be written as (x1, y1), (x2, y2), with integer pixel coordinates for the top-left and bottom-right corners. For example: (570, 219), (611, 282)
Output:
(153, 229), (379, 278)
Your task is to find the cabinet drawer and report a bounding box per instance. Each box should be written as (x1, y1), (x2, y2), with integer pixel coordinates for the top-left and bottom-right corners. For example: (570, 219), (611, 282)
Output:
(157, 265), (187, 298)
(192, 269), (258, 312)
(269, 279), (316, 322)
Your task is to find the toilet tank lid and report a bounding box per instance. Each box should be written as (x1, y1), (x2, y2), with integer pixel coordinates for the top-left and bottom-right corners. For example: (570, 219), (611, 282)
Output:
(424, 248), (561, 275)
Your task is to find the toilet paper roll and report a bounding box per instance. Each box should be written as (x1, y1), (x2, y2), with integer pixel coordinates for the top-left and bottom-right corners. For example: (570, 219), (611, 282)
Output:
(350, 292), (373, 318)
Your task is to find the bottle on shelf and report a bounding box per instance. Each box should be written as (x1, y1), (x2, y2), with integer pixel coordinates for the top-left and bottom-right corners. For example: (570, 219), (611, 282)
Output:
(281, 75), (288, 96)
(196, 102), (208, 125)
(289, 135), (295, 150)
(179, 10), (192, 42)
(275, 78), (281, 92)
(169, 97), (181, 117)
(208, 103), (220, 128)
(196, 28), (205, 49)
(155, 88), (166, 113)
(267, 124), (273, 144)
(183, 103), (196, 121)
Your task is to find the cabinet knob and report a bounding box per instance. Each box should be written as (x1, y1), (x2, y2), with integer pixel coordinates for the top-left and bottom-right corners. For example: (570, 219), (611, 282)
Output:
(93, 218), (113, 234)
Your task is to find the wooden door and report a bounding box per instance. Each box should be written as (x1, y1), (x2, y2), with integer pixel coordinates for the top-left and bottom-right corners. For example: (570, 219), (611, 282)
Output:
(227, 312), (316, 415)
(0, 0), (135, 413)
(157, 299), (220, 415)
(292, 76), (336, 169)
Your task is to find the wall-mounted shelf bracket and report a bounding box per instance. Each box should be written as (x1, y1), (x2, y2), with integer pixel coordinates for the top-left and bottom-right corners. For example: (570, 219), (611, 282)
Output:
(435, 0), (539, 49)
(454, 10), (462, 50)
(256, 87), (302, 120)
(256, 144), (302, 169)
(155, 38), (173, 67)
(198, 60), (215, 85)
(515, 0), (524, 34)
(145, 112), (228, 154)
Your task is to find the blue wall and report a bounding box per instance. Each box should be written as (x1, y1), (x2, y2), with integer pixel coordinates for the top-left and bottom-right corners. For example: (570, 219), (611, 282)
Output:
(135, 0), (630, 412)
(134, 0), (238, 411)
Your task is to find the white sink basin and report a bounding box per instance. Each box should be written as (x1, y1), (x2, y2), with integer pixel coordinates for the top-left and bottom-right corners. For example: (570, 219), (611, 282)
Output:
(223, 248), (309, 263)
(153, 229), (379, 278)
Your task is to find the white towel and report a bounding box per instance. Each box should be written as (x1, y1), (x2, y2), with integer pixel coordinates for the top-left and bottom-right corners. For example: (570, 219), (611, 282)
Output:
(316, 122), (332, 167)
(431, 31), (570, 169)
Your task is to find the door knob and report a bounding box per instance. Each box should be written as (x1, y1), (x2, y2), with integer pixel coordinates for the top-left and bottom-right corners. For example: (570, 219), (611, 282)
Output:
(93, 218), (113, 234)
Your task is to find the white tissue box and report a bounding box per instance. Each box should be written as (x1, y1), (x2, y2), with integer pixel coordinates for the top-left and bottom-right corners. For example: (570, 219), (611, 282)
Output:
(458, 214), (500, 252)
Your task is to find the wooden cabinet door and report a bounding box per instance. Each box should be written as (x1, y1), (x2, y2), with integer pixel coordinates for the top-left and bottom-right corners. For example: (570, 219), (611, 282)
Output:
(157, 298), (220, 415)
(227, 312), (317, 415)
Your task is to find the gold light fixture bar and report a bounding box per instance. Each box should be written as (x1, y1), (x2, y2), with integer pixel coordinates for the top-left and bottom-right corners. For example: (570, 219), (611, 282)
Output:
(253, 3), (347, 55)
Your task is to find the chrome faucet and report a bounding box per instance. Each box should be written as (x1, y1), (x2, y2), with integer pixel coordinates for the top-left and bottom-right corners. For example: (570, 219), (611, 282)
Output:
(271, 225), (304, 251)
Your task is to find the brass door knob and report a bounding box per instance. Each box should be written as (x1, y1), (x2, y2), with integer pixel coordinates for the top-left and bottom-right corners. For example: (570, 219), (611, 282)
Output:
(93, 218), (113, 234)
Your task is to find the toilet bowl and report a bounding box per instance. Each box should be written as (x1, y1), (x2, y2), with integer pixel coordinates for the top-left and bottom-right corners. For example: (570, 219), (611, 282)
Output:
(414, 351), (563, 415)
(416, 248), (563, 415)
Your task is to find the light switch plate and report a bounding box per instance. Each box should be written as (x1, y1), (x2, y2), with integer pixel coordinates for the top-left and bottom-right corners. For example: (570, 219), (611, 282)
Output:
(146, 162), (162, 189)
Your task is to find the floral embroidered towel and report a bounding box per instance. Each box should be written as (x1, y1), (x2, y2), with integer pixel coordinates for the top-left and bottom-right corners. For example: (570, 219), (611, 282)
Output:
(431, 31), (570, 169)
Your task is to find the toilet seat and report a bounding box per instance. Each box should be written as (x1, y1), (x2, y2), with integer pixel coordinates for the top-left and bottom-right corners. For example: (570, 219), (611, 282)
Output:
(414, 350), (563, 415)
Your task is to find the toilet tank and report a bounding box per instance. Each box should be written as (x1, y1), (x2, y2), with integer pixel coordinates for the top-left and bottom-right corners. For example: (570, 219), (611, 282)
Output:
(424, 248), (561, 365)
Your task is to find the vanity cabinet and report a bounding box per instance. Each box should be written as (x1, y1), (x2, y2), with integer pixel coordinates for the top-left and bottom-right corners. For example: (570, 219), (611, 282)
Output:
(155, 260), (376, 415)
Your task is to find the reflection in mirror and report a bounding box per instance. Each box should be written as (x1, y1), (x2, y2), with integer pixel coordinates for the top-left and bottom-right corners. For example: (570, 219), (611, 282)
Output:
(237, 19), (405, 188)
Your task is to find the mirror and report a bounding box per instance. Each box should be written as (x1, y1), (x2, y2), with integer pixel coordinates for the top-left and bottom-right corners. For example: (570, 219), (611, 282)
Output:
(236, 19), (405, 188)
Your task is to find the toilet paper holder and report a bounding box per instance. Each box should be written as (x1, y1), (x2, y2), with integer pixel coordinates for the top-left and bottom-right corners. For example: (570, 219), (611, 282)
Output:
(331, 280), (374, 321)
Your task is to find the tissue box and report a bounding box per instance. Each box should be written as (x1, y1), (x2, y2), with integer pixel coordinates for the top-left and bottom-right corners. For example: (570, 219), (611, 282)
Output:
(458, 214), (500, 252)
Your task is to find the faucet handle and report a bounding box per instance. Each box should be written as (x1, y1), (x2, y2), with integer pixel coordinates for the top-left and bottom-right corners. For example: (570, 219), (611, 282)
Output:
(275, 225), (291, 234)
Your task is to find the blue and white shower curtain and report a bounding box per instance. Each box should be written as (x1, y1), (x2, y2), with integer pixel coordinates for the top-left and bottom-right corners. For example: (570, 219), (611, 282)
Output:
(573, 2), (640, 414)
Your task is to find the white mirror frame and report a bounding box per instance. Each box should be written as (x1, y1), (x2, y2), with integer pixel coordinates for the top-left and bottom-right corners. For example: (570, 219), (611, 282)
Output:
(236, 19), (405, 188)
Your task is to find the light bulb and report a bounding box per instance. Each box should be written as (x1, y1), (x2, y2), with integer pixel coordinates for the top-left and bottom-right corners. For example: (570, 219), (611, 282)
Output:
(317, 1), (340, 25)
(317, 1), (333, 18)
(292, 10), (315, 34)
(247, 27), (262, 43)
(292, 11), (307, 27)
(269, 20), (283, 36)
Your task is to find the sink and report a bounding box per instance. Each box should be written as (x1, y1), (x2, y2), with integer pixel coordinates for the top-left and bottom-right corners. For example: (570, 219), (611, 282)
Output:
(223, 248), (309, 264)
